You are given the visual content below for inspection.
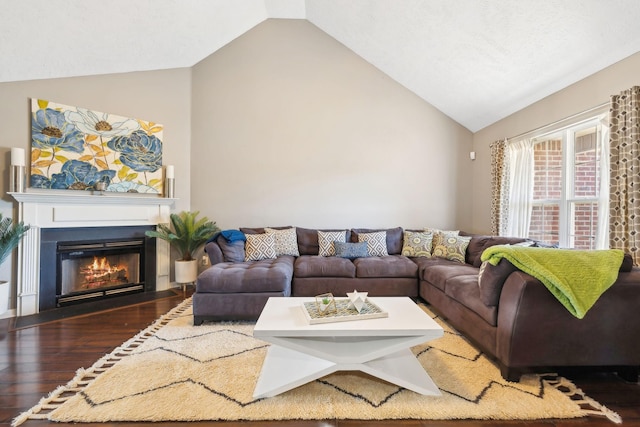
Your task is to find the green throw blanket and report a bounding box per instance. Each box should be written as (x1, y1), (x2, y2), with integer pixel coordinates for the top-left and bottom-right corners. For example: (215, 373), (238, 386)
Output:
(480, 246), (624, 319)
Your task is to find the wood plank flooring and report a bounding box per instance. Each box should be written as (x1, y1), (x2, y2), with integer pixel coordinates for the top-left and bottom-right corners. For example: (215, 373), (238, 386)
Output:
(1, 289), (639, 427)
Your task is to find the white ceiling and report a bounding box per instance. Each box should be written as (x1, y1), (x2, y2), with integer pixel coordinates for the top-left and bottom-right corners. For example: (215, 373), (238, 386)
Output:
(2, 0), (639, 132)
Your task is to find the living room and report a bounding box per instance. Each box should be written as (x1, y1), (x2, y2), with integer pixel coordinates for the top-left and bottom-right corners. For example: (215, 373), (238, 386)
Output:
(1, 2), (640, 425)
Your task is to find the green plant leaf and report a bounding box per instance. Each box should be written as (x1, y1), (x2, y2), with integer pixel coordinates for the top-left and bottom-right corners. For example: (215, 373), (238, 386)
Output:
(145, 211), (219, 261)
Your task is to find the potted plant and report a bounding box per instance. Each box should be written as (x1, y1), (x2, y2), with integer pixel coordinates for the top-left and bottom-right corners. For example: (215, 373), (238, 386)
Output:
(145, 211), (219, 285)
(0, 214), (30, 315)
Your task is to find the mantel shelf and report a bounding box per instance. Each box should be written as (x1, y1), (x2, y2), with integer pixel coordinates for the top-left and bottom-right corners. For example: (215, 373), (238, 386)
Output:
(9, 191), (177, 206)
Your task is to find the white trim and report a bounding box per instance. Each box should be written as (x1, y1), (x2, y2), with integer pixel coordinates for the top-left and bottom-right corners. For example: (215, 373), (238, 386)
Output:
(507, 102), (608, 143)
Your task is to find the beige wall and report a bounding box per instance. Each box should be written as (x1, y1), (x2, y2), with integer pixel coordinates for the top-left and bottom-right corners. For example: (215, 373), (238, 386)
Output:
(0, 69), (192, 212)
(191, 19), (473, 230)
(471, 52), (640, 234)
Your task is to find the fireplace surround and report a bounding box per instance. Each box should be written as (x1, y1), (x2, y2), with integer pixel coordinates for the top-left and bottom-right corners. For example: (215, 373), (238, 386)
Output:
(9, 191), (175, 317)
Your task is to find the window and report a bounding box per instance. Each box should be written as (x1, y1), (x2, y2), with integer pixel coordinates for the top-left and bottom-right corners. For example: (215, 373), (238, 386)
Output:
(528, 118), (604, 249)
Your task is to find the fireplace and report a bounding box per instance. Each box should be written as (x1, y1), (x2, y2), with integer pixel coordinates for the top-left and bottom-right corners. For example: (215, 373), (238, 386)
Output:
(9, 191), (174, 317)
(39, 226), (156, 311)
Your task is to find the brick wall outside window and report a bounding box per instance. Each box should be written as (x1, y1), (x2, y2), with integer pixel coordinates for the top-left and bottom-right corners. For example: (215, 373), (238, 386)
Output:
(529, 131), (599, 249)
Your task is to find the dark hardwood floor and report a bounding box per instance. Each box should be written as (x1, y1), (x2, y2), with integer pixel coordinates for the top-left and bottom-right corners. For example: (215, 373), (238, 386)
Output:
(1, 288), (639, 427)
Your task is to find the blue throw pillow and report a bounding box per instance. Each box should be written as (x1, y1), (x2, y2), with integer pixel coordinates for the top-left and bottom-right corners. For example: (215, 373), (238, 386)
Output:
(334, 241), (369, 259)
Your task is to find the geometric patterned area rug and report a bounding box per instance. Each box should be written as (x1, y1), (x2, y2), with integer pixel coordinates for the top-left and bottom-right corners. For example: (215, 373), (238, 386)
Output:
(13, 297), (621, 426)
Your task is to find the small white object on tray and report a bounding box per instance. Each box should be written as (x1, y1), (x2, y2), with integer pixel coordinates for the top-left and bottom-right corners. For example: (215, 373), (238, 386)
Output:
(346, 290), (368, 313)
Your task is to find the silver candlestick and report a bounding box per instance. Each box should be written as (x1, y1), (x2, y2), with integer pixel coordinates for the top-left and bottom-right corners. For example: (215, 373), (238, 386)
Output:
(10, 165), (25, 192)
(165, 177), (175, 198)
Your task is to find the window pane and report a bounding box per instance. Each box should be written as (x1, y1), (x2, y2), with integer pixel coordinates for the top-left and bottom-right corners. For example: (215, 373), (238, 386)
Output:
(574, 127), (600, 198)
(570, 202), (598, 249)
(533, 139), (562, 200)
(529, 203), (559, 246)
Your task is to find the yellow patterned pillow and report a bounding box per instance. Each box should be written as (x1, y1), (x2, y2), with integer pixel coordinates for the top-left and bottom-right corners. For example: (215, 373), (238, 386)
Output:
(401, 231), (433, 257)
(431, 234), (471, 263)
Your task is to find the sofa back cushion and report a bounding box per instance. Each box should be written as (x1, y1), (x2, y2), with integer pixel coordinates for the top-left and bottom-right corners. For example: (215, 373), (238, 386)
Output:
(351, 227), (403, 255)
(217, 235), (245, 263)
(466, 235), (529, 267)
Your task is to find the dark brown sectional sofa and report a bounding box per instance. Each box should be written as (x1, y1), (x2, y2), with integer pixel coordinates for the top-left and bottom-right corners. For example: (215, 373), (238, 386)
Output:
(194, 226), (640, 382)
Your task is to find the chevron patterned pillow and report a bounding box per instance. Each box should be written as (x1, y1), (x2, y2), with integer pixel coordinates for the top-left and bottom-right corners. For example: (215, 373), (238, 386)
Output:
(358, 231), (388, 256)
(244, 233), (277, 261)
(317, 230), (347, 257)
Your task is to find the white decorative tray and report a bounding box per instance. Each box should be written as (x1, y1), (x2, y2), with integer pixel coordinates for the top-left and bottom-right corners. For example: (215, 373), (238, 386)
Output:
(301, 298), (388, 324)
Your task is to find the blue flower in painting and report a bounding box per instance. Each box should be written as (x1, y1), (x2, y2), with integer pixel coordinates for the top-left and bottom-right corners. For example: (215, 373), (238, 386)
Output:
(107, 130), (162, 172)
(32, 108), (85, 153)
(30, 174), (52, 189)
(32, 160), (116, 190)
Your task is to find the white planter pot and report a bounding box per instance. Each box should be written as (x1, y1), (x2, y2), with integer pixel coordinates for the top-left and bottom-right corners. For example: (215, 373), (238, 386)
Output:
(175, 260), (198, 284)
(0, 280), (10, 316)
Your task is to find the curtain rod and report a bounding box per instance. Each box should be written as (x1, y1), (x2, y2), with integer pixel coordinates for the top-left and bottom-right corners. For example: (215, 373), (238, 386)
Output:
(507, 101), (609, 142)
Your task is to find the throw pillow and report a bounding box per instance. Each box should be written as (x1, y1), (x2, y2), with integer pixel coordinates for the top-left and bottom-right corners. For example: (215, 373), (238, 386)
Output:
(265, 227), (300, 256)
(317, 230), (347, 257)
(431, 234), (471, 263)
(478, 259), (518, 306)
(244, 233), (277, 261)
(425, 228), (459, 236)
(357, 231), (388, 256)
(401, 231), (433, 257)
(428, 229), (460, 248)
(334, 241), (369, 259)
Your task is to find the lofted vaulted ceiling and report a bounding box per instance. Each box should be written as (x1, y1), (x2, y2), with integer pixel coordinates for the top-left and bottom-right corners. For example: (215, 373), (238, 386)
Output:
(2, 0), (640, 131)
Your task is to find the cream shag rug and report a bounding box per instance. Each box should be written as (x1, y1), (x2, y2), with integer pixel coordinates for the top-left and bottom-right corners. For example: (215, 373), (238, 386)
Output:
(13, 297), (621, 425)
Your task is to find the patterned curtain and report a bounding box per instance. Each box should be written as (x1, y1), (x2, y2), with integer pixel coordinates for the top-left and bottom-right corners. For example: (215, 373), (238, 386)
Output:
(609, 86), (640, 265)
(489, 139), (509, 236)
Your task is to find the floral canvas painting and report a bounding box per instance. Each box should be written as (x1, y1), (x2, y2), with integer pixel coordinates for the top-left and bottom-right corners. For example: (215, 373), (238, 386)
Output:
(30, 99), (163, 194)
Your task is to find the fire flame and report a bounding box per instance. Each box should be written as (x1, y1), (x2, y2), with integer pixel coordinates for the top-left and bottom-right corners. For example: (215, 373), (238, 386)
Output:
(81, 256), (128, 288)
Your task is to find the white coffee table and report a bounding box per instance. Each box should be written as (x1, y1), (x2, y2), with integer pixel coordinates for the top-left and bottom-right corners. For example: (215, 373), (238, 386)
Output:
(252, 296), (443, 398)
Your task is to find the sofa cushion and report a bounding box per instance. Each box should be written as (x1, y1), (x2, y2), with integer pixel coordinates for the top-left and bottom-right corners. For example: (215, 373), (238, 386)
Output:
(244, 233), (277, 261)
(421, 259), (479, 292)
(240, 226), (293, 236)
(401, 230), (433, 257)
(444, 275), (498, 326)
(265, 227), (300, 257)
(357, 231), (389, 256)
(432, 234), (472, 263)
(296, 228), (352, 256)
(466, 235), (529, 267)
(196, 256), (294, 294)
(294, 255), (356, 278)
(334, 241), (369, 259)
(354, 255), (418, 278)
(351, 227), (403, 255)
(217, 235), (245, 263)
(478, 259), (518, 306)
(318, 230), (348, 256)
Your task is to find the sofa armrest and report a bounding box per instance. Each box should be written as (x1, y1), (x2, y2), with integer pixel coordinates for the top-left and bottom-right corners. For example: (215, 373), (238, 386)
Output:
(496, 269), (640, 371)
(205, 241), (224, 265)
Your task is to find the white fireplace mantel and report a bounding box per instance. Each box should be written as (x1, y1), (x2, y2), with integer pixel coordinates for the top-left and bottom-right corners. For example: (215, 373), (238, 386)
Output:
(10, 190), (176, 316)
